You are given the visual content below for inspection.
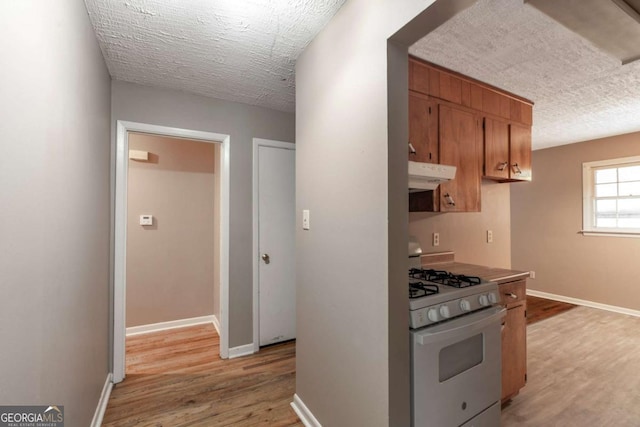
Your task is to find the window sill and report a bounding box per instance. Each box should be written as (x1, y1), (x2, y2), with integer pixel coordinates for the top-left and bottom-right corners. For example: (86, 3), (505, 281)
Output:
(579, 230), (640, 238)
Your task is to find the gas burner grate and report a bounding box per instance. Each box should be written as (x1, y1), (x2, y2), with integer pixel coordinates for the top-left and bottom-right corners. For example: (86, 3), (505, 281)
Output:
(409, 268), (448, 281)
(408, 268), (482, 288)
(445, 274), (482, 288)
(409, 282), (439, 299)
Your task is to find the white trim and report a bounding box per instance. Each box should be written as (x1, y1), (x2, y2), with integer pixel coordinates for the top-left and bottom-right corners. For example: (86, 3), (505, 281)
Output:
(252, 138), (296, 352)
(527, 289), (640, 318)
(583, 155), (640, 169)
(582, 156), (640, 235)
(580, 230), (640, 238)
(228, 343), (255, 359)
(125, 315), (216, 336)
(290, 394), (322, 427)
(90, 373), (113, 427)
(113, 121), (231, 383)
(212, 314), (221, 335)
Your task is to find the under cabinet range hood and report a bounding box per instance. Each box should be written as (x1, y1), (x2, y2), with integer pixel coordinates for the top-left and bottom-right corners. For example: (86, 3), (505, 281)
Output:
(408, 161), (456, 191)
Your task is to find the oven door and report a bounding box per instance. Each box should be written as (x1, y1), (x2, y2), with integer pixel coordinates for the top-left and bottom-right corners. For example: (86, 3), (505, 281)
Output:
(411, 306), (506, 427)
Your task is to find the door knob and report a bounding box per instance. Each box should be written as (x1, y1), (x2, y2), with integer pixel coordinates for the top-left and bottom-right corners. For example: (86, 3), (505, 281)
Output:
(261, 253), (270, 264)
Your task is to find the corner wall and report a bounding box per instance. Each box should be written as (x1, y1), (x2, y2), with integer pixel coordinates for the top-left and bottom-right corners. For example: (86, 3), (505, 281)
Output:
(0, 1), (111, 425)
(511, 131), (640, 310)
(294, 1), (475, 425)
(126, 134), (216, 327)
(111, 81), (295, 347)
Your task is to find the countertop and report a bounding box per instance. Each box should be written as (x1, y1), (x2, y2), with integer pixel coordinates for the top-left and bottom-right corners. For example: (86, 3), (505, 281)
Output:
(419, 253), (530, 284)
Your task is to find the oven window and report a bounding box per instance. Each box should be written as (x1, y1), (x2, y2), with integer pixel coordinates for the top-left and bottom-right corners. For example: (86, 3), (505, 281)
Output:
(439, 333), (483, 382)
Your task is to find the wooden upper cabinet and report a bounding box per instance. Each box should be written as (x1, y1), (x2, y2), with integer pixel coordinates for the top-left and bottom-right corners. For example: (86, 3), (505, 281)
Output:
(484, 119), (532, 182)
(510, 124), (532, 181)
(438, 104), (481, 212)
(409, 60), (430, 95)
(409, 56), (533, 126)
(484, 117), (510, 180)
(409, 92), (438, 163)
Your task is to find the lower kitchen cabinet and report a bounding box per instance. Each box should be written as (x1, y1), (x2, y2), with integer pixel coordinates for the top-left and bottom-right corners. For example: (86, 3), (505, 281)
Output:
(500, 279), (527, 403)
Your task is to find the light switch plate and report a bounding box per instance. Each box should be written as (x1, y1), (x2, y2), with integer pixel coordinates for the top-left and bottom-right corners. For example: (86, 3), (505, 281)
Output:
(140, 215), (153, 226)
(302, 210), (310, 230)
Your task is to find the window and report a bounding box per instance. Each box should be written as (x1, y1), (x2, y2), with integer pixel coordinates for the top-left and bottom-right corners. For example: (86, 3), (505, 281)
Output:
(583, 155), (640, 236)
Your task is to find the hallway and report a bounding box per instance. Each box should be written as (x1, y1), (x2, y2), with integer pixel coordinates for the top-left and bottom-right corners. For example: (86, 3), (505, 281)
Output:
(102, 325), (300, 426)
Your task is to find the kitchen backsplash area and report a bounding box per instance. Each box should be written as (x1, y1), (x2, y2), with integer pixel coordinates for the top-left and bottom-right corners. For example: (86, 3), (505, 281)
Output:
(409, 181), (511, 268)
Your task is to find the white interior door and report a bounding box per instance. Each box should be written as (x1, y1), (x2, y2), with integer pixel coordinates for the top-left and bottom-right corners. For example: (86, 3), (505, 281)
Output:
(257, 142), (295, 346)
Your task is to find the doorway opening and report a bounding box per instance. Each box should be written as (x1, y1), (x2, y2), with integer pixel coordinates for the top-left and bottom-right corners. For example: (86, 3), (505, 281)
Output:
(113, 121), (231, 383)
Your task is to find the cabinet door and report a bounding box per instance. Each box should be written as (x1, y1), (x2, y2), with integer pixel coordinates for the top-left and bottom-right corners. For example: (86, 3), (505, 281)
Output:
(409, 59), (430, 95)
(483, 117), (510, 180)
(438, 104), (481, 212)
(409, 92), (438, 163)
(502, 304), (527, 402)
(509, 124), (532, 181)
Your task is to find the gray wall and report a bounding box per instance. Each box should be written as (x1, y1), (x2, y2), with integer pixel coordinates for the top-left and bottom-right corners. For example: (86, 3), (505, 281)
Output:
(0, 1), (111, 425)
(409, 181), (512, 268)
(294, 0), (474, 425)
(511, 131), (640, 309)
(126, 134), (216, 327)
(111, 81), (295, 347)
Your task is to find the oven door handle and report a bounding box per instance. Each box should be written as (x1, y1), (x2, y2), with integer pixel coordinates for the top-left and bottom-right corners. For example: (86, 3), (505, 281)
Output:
(415, 307), (506, 346)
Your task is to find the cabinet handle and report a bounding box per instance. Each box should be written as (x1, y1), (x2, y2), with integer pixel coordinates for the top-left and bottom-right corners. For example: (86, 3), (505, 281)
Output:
(408, 142), (417, 155)
(444, 193), (455, 206)
(512, 163), (522, 175)
(497, 161), (508, 171)
(505, 292), (518, 299)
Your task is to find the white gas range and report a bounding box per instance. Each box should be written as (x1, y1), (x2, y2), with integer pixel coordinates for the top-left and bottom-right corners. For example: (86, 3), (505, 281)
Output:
(408, 239), (505, 427)
(409, 267), (501, 329)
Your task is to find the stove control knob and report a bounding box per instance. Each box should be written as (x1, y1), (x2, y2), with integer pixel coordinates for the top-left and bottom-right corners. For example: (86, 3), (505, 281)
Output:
(488, 292), (498, 304)
(439, 305), (451, 318)
(427, 308), (439, 322)
(459, 299), (471, 312)
(478, 294), (489, 307)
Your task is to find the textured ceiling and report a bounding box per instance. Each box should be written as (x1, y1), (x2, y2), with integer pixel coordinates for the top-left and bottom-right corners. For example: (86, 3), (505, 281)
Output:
(410, 0), (640, 150)
(84, 0), (346, 113)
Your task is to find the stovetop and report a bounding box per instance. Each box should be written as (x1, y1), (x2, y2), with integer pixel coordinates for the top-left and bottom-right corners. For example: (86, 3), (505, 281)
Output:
(408, 267), (500, 328)
(409, 268), (482, 288)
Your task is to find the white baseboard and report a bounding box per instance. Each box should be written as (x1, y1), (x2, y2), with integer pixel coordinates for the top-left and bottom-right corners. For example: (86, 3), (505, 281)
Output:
(90, 373), (113, 427)
(291, 394), (322, 427)
(228, 343), (254, 359)
(126, 315), (216, 336)
(527, 289), (640, 318)
(212, 314), (221, 335)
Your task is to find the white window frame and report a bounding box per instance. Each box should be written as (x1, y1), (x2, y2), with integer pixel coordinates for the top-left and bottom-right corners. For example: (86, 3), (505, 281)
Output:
(582, 155), (640, 237)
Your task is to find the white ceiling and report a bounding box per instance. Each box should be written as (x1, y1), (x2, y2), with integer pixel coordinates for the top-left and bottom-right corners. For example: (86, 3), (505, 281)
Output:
(410, 0), (640, 150)
(85, 0), (640, 150)
(84, 0), (346, 113)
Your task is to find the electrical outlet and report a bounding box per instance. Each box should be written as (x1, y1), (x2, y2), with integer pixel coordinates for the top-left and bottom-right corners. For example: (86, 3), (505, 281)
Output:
(530, 270), (536, 279)
(433, 232), (440, 247)
(487, 230), (493, 243)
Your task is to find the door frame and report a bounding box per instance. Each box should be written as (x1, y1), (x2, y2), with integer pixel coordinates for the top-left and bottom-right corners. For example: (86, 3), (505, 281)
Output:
(113, 120), (231, 383)
(252, 138), (296, 352)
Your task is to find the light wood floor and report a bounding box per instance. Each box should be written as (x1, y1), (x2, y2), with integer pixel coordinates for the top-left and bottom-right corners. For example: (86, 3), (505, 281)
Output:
(104, 305), (640, 426)
(102, 324), (301, 427)
(502, 305), (640, 426)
